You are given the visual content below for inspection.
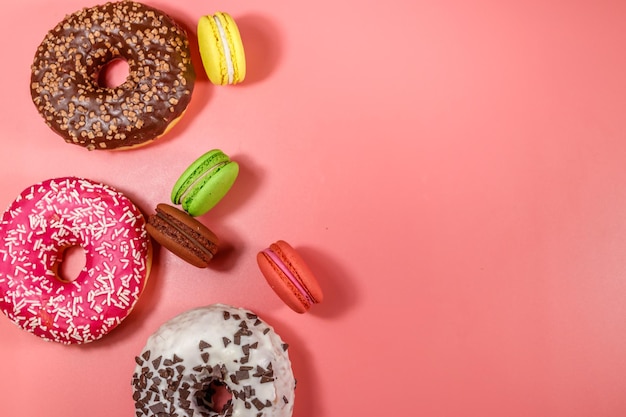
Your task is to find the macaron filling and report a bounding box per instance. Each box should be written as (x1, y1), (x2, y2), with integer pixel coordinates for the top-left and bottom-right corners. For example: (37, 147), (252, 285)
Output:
(214, 14), (234, 84)
(262, 248), (316, 305)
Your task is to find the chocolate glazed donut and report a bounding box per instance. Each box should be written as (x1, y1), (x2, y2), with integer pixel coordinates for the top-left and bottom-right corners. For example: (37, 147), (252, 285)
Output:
(30, 1), (195, 150)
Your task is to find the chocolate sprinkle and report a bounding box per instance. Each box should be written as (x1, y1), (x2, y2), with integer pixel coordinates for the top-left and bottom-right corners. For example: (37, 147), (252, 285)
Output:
(152, 356), (162, 369)
(149, 403), (166, 414)
(251, 398), (265, 410)
(236, 370), (250, 381)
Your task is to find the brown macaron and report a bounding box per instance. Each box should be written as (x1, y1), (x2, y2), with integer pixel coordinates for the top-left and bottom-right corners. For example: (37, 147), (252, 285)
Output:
(146, 203), (219, 268)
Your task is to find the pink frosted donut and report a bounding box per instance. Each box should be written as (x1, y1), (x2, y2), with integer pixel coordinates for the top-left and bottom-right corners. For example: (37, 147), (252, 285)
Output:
(0, 177), (151, 344)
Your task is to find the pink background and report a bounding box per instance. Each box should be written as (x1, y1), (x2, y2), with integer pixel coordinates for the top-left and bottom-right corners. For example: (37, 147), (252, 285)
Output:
(1, 0), (626, 415)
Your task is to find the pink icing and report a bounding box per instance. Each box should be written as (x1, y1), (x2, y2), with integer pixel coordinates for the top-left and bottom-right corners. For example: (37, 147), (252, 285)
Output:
(0, 177), (150, 344)
(262, 248), (314, 305)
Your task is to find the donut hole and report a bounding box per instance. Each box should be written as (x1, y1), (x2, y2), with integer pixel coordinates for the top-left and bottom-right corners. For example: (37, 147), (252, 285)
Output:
(56, 245), (87, 283)
(97, 58), (130, 88)
(199, 380), (233, 414)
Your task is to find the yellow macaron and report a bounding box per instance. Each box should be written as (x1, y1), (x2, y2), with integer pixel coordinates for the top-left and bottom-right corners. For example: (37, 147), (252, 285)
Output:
(197, 12), (246, 85)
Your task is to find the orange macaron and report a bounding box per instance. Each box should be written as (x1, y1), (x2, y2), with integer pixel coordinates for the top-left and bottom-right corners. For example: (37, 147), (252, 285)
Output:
(256, 240), (324, 313)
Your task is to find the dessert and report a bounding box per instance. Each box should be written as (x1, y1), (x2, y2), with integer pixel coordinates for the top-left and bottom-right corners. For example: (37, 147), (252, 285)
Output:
(0, 177), (152, 344)
(257, 240), (323, 313)
(197, 12), (246, 85)
(30, 1), (196, 150)
(171, 149), (240, 217)
(132, 304), (295, 417)
(146, 203), (219, 268)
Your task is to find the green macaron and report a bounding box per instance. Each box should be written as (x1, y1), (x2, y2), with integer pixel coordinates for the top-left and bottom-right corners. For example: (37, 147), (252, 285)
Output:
(171, 149), (239, 216)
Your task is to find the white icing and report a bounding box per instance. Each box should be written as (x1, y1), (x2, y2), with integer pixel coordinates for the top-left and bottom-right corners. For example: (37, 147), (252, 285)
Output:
(132, 304), (295, 417)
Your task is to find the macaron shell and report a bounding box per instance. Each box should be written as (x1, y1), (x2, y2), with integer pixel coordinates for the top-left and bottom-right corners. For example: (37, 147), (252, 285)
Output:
(257, 252), (309, 313)
(147, 219), (207, 268)
(146, 204), (219, 268)
(156, 203), (219, 247)
(172, 149), (231, 204)
(171, 149), (239, 217)
(148, 223), (207, 268)
(197, 12), (245, 85)
(257, 240), (324, 313)
(197, 15), (227, 85)
(272, 240), (324, 303)
(182, 160), (239, 216)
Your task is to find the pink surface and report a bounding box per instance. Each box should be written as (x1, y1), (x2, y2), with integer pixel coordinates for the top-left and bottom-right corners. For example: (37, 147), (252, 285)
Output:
(1, 0), (626, 416)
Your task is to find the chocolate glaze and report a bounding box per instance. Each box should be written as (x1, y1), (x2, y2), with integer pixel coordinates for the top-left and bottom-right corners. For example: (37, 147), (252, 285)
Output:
(30, 1), (195, 150)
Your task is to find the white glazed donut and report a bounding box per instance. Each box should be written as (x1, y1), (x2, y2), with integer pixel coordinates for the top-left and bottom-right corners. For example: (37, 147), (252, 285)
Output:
(132, 304), (295, 417)
(0, 177), (151, 344)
